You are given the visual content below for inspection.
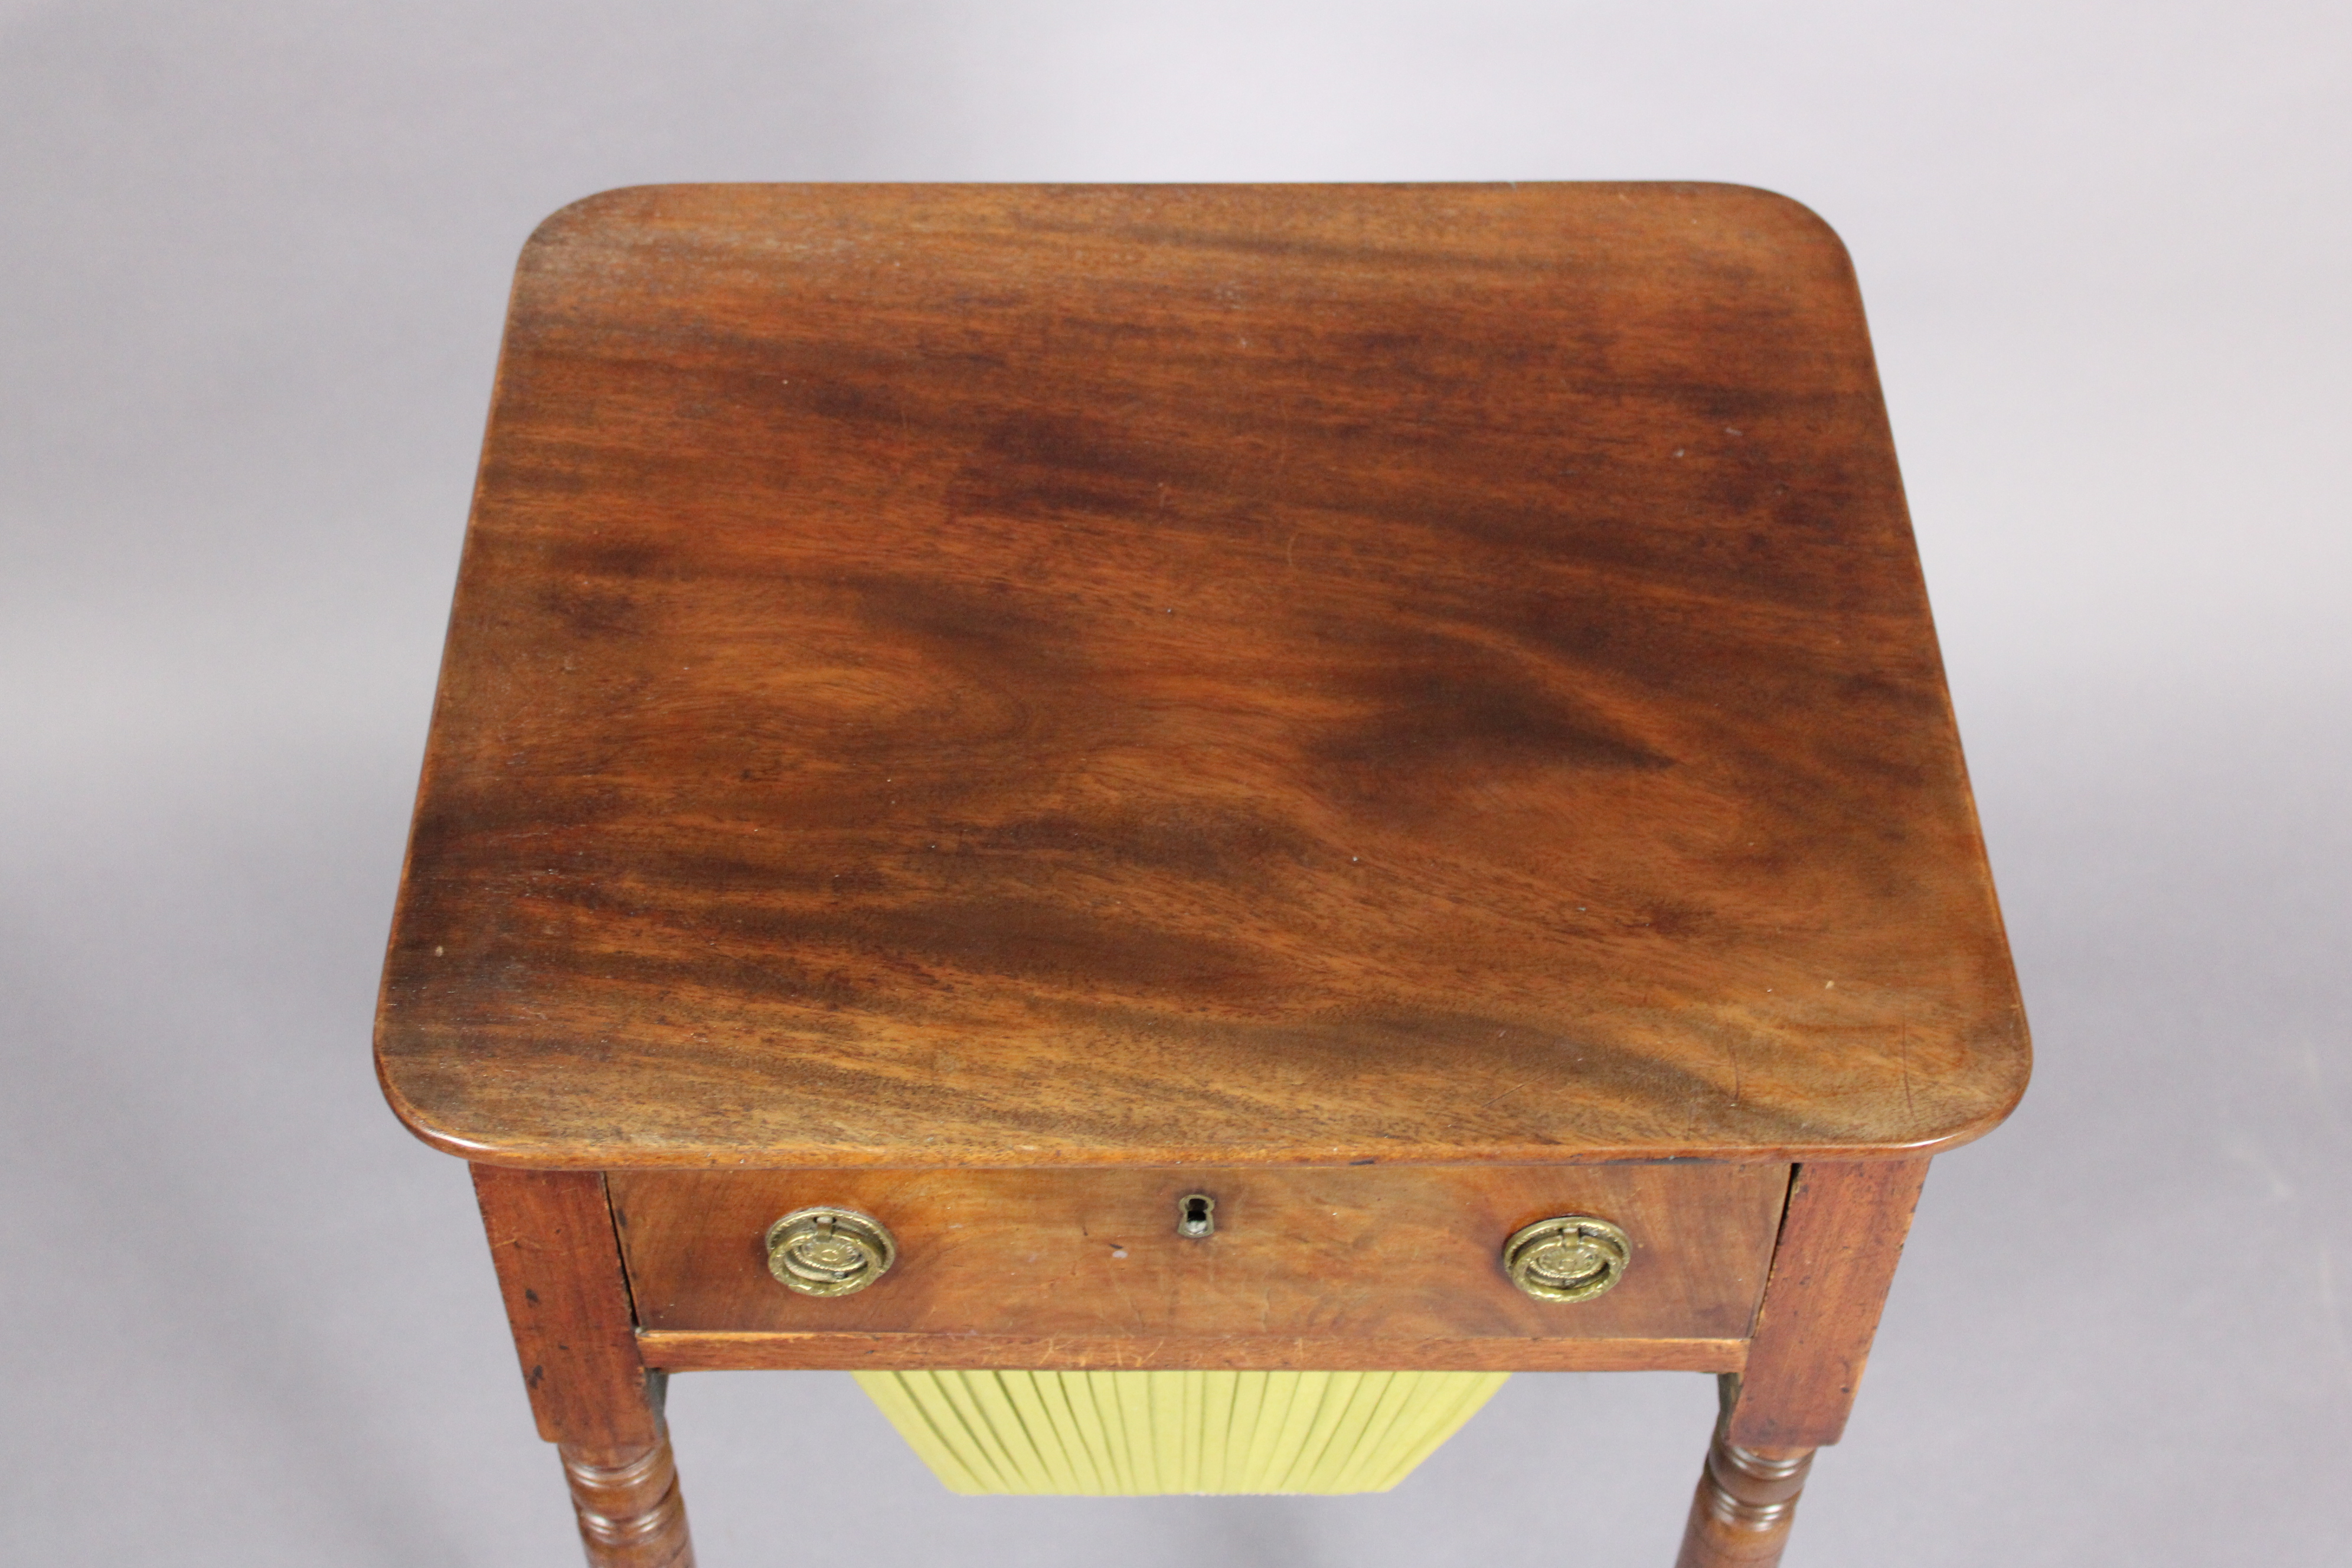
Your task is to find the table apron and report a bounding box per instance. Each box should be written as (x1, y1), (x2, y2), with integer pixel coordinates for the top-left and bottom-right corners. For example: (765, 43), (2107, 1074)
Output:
(608, 1163), (1791, 1351)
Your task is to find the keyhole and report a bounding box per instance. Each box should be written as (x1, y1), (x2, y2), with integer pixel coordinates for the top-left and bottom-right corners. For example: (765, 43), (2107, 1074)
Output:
(1178, 1193), (1216, 1238)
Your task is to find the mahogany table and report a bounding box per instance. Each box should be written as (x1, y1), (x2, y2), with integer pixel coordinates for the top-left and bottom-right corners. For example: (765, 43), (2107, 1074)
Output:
(376, 182), (2028, 1567)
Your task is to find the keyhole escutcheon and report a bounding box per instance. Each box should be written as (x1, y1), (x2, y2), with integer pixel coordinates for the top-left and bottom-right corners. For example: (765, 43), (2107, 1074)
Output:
(1178, 1193), (1216, 1238)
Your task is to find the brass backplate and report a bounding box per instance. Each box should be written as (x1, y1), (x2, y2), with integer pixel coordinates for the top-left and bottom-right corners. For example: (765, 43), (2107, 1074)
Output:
(765, 1206), (898, 1297)
(1502, 1214), (1631, 1302)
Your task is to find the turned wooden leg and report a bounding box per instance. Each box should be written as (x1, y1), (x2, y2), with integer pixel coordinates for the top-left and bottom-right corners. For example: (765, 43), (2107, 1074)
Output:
(1675, 1414), (1815, 1567)
(473, 1165), (696, 1568)
(1674, 1159), (1929, 1568)
(560, 1416), (692, 1568)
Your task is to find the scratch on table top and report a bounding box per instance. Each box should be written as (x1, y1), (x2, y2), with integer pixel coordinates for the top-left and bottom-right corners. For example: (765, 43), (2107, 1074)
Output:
(1108, 1268), (1149, 1335)
(1469, 1080), (1534, 1118)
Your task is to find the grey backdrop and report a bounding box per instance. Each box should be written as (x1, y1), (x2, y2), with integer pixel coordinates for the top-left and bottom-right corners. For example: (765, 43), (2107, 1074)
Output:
(4, 3), (2347, 1564)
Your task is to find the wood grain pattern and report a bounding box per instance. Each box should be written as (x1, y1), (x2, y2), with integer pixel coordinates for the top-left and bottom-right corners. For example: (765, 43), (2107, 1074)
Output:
(638, 1331), (1745, 1374)
(610, 1163), (1786, 1342)
(559, 1435), (693, 1568)
(472, 1167), (696, 1568)
(1724, 1158), (1928, 1448)
(472, 1165), (662, 1448)
(377, 182), (2027, 1172)
(1675, 1422), (1815, 1568)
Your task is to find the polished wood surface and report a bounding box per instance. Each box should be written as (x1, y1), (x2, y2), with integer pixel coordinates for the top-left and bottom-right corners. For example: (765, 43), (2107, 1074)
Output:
(559, 1435), (693, 1568)
(472, 1166), (662, 1449)
(396, 186), (2022, 1568)
(610, 1162), (1785, 1342)
(473, 1168), (695, 1567)
(377, 182), (2027, 1172)
(1675, 1421), (1815, 1568)
(1724, 1158), (1927, 1448)
(636, 1329), (1745, 1374)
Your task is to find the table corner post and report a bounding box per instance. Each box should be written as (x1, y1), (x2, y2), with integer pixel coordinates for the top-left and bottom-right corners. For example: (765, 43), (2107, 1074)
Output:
(471, 1164), (695, 1568)
(1673, 1157), (1930, 1567)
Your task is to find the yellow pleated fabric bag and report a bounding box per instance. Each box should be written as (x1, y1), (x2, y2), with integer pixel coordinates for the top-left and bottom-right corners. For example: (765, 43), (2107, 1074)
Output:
(854, 1369), (1508, 1495)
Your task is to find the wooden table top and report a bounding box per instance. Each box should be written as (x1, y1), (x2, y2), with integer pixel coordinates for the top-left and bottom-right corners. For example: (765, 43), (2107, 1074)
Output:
(376, 182), (2027, 1171)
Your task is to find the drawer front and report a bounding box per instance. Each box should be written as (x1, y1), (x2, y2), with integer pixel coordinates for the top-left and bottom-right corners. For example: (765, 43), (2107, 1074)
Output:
(610, 1164), (1786, 1344)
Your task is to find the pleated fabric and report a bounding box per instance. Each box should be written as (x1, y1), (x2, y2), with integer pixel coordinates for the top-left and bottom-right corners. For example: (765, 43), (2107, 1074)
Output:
(852, 1370), (1508, 1494)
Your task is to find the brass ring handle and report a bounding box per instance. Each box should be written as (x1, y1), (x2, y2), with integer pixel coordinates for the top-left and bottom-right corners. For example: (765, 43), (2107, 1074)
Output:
(1502, 1214), (1631, 1302)
(765, 1207), (898, 1296)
